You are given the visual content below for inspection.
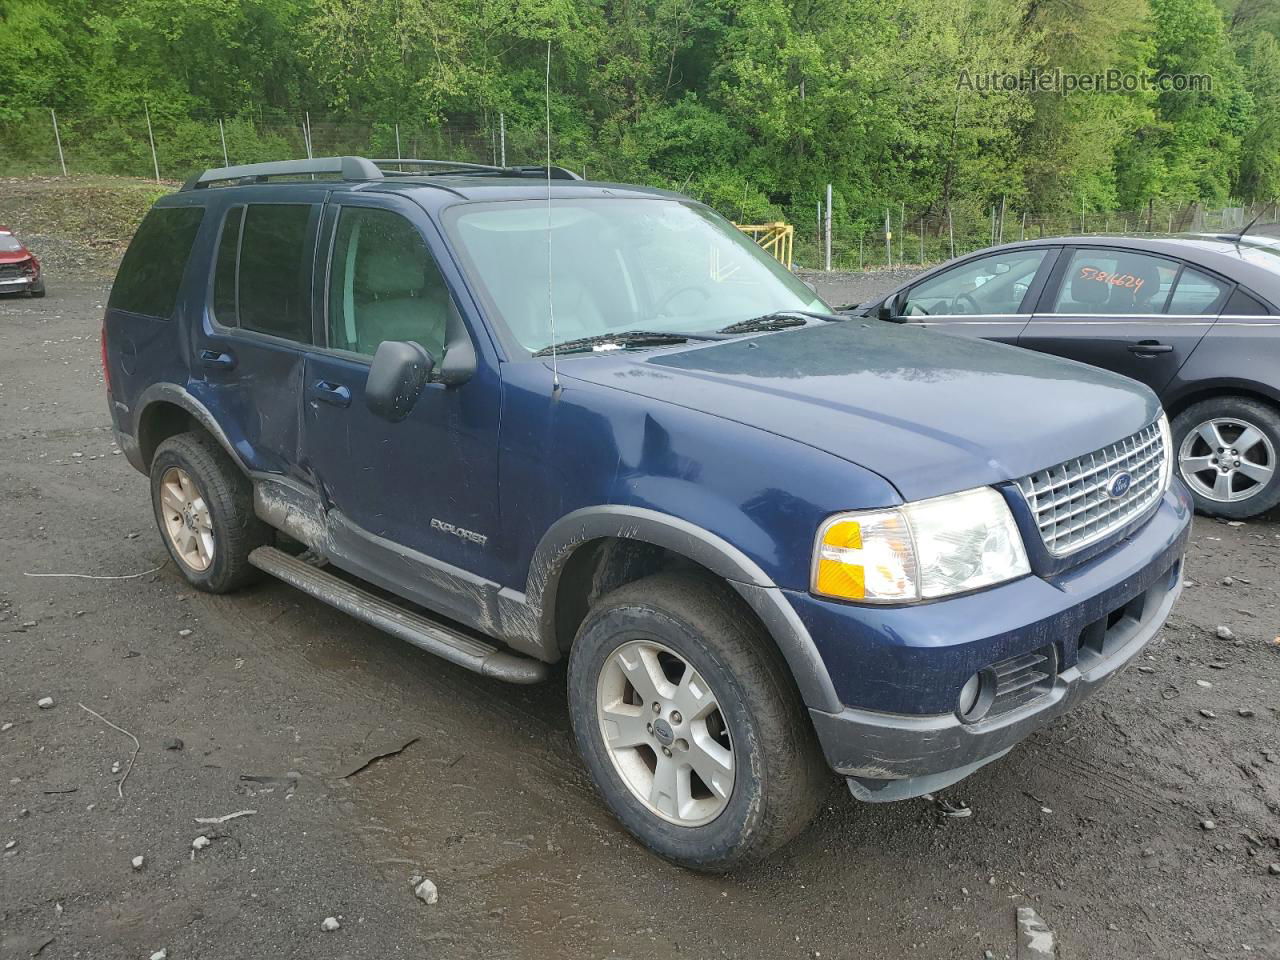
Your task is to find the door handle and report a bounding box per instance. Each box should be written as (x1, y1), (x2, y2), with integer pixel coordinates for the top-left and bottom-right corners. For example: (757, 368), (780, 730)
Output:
(198, 349), (236, 370)
(311, 380), (351, 408)
(1126, 341), (1174, 356)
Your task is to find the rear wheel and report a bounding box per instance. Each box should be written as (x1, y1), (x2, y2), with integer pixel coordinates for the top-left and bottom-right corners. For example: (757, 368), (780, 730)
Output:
(1172, 397), (1280, 518)
(567, 572), (830, 871)
(150, 432), (269, 592)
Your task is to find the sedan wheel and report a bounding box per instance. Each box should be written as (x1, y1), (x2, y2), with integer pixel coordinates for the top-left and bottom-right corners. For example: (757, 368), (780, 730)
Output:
(596, 638), (735, 827)
(1177, 416), (1276, 504)
(158, 466), (215, 572)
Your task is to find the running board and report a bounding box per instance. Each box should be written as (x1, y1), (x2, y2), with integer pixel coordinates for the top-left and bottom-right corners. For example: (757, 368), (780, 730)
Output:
(248, 546), (548, 684)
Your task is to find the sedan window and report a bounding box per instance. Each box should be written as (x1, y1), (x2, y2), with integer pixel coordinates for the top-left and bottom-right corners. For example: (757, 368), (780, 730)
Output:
(1049, 249), (1178, 315)
(1165, 267), (1227, 315)
(901, 250), (1046, 316)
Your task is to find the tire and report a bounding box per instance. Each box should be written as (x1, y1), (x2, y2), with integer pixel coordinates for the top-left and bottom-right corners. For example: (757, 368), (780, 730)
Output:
(149, 431), (269, 592)
(567, 571), (830, 871)
(29, 281), (45, 298)
(1171, 397), (1280, 519)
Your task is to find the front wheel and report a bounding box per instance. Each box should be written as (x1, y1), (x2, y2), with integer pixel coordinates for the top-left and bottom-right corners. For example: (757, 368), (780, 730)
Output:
(567, 572), (830, 871)
(1172, 397), (1280, 519)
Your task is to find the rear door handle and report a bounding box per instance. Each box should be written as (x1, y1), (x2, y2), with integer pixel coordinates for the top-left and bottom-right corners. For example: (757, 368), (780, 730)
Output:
(198, 349), (236, 370)
(1126, 341), (1174, 356)
(310, 380), (351, 408)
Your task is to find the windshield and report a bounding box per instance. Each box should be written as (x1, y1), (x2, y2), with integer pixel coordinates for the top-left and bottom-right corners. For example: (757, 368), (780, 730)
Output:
(445, 199), (826, 355)
(0, 235), (23, 253)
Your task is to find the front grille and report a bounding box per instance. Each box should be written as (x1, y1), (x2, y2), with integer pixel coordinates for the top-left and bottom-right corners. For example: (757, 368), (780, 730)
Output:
(0, 263), (25, 280)
(1015, 420), (1167, 557)
(987, 645), (1056, 718)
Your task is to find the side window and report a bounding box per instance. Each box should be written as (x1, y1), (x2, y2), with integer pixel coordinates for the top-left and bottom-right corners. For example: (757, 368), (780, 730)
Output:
(109, 206), (205, 318)
(212, 206), (243, 326)
(1165, 267), (1227, 315)
(1049, 249), (1178, 315)
(236, 204), (314, 342)
(327, 207), (451, 359)
(1222, 287), (1270, 316)
(901, 250), (1046, 316)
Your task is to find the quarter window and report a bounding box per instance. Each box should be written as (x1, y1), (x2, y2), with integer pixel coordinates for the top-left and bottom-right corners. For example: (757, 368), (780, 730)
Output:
(1165, 267), (1226, 314)
(326, 207), (451, 359)
(901, 250), (1046, 317)
(109, 206), (205, 318)
(1050, 249), (1178, 315)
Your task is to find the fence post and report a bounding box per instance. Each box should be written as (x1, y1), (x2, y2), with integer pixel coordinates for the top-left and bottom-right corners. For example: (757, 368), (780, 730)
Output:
(816, 201), (822, 257)
(947, 205), (954, 259)
(885, 208), (892, 270)
(899, 200), (905, 263)
(144, 101), (160, 182)
(998, 195), (1005, 244)
(218, 118), (229, 166)
(499, 112), (506, 167)
(304, 111), (314, 158)
(50, 109), (67, 176)
(1021, 210), (1027, 241)
(859, 236), (863, 271)
(1081, 199), (1086, 234)
(918, 219), (923, 263)
(395, 123), (402, 169)
(990, 205), (996, 245)
(824, 183), (832, 271)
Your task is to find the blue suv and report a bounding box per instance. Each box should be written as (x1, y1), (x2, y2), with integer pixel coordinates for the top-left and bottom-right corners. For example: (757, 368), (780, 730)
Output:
(104, 157), (1191, 870)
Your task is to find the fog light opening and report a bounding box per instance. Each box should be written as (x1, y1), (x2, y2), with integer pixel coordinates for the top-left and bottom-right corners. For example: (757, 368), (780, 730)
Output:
(957, 670), (993, 723)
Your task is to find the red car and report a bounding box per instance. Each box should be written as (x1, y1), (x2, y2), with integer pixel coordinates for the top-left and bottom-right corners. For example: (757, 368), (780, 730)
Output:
(0, 227), (45, 297)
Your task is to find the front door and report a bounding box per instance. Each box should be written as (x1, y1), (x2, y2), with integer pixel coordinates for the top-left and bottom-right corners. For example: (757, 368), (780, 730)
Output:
(301, 197), (502, 624)
(1019, 246), (1227, 395)
(893, 247), (1056, 343)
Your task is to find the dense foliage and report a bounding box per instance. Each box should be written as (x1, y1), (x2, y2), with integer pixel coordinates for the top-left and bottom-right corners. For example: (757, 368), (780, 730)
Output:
(1, 0), (1275, 237)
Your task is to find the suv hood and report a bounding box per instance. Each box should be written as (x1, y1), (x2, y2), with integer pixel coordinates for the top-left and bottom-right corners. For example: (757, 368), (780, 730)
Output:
(559, 321), (1160, 502)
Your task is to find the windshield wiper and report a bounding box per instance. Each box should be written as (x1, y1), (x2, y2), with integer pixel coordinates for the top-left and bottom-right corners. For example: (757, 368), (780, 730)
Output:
(532, 330), (695, 357)
(716, 310), (844, 335)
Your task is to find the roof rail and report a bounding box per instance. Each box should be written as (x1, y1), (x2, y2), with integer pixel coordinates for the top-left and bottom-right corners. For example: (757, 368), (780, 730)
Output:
(180, 156), (383, 192)
(179, 155), (584, 192)
(371, 159), (582, 180)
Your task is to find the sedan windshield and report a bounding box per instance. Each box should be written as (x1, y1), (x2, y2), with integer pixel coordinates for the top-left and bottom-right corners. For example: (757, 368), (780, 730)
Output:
(0, 235), (24, 253)
(445, 199), (826, 355)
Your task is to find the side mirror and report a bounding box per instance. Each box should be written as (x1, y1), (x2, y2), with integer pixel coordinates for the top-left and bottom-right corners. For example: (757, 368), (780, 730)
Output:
(366, 340), (434, 422)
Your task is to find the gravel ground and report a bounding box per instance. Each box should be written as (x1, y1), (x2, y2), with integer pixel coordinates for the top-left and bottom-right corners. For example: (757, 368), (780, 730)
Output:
(801, 266), (926, 309)
(2, 252), (1279, 959)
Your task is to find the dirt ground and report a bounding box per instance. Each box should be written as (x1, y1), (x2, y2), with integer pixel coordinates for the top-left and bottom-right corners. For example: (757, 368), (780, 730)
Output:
(2, 227), (1279, 960)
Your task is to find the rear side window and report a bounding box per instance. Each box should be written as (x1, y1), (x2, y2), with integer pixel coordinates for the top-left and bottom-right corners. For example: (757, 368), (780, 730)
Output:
(1050, 248), (1178, 315)
(1222, 287), (1270, 316)
(1165, 267), (1226, 314)
(109, 207), (205, 318)
(210, 203), (314, 342)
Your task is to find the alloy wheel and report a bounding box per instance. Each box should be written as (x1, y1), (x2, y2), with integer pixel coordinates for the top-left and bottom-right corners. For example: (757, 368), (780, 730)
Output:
(1178, 417), (1276, 504)
(595, 639), (735, 827)
(159, 466), (215, 571)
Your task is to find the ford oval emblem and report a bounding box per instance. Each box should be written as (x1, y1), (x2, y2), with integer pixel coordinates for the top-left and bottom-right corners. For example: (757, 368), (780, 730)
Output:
(1107, 472), (1133, 499)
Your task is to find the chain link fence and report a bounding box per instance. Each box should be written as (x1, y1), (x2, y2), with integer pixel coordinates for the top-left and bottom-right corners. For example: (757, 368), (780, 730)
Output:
(3, 107), (1274, 273)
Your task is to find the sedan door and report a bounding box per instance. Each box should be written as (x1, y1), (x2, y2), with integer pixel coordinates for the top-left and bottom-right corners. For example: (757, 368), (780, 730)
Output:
(890, 247), (1057, 343)
(1018, 246), (1228, 395)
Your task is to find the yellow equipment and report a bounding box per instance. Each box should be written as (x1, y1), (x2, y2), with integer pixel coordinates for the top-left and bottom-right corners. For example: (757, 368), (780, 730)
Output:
(734, 221), (794, 269)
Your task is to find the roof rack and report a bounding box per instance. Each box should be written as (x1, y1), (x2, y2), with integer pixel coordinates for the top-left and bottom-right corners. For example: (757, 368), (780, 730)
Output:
(180, 155), (581, 192)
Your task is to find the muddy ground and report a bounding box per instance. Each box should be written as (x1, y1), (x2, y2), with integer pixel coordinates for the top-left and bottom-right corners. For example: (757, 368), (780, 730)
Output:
(2, 218), (1279, 960)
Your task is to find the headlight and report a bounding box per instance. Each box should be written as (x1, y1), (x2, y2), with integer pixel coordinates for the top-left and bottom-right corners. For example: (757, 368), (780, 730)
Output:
(1157, 411), (1173, 492)
(813, 486), (1030, 603)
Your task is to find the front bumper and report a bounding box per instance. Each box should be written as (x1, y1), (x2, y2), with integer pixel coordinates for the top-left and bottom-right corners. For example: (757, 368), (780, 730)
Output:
(0, 274), (38, 292)
(800, 483), (1191, 801)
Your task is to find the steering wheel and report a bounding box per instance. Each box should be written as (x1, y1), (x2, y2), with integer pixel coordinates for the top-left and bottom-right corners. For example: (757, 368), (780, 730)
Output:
(654, 284), (711, 316)
(953, 293), (981, 315)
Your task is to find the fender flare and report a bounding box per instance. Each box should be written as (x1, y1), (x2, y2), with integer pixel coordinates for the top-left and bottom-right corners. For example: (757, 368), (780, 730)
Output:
(526, 505), (842, 712)
(133, 383), (250, 473)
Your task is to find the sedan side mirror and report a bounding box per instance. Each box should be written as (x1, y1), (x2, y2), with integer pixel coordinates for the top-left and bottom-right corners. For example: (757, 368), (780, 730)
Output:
(366, 340), (434, 422)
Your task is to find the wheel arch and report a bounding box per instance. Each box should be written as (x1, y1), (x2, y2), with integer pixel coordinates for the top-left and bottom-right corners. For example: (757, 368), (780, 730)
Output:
(1163, 380), (1280, 421)
(526, 507), (843, 713)
(135, 383), (248, 473)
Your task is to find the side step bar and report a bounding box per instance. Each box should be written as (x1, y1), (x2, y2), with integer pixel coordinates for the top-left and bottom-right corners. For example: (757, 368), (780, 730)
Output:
(248, 546), (548, 684)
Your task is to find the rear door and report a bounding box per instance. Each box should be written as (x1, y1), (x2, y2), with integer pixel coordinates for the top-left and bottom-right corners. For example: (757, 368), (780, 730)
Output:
(1018, 246), (1227, 395)
(892, 247), (1056, 343)
(195, 200), (320, 480)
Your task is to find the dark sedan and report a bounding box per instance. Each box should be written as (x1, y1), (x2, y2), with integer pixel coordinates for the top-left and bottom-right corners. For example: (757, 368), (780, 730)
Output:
(861, 234), (1280, 518)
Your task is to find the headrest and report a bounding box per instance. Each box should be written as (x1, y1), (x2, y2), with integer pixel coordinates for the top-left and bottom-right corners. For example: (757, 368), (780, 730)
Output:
(360, 245), (425, 296)
(1108, 257), (1161, 307)
(1070, 264), (1110, 304)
